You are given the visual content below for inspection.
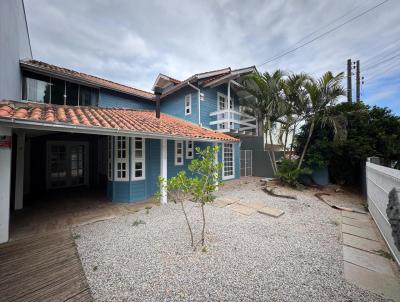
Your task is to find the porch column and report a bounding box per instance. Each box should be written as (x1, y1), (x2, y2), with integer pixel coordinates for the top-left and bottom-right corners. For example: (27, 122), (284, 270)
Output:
(0, 127), (12, 243)
(160, 138), (168, 204)
(14, 130), (25, 210)
(213, 142), (219, 190)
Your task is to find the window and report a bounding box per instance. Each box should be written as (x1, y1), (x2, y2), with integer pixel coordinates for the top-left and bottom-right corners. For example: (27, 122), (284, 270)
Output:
(107, 136), (113, 180)
(185, 94), (191, 115)
(186, 140), (194, 159)
(223, 143), (234, 180)
(132, 137), (145, 180)
(23, 71), (50, 103)
(175, 140), (184, 165)
(114, 136), (129, 181)
(217, 93), (234, 130)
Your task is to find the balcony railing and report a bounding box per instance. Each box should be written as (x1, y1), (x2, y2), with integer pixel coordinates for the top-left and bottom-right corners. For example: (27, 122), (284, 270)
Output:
(209, 109), (257, 134)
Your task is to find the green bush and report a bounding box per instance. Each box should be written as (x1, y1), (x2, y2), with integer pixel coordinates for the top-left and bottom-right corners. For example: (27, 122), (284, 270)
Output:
(276, 159), (311, 188)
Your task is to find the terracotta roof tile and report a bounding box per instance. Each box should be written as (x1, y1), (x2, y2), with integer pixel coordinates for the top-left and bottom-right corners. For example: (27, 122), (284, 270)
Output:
(20, 60), (155, 100)
(0, 100), (239, 142)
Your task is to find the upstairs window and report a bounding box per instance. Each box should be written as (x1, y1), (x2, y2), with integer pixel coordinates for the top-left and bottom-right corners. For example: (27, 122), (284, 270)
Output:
(175, 141), (184, 165)
(132, 137), (145, 180)
(185, 94), (191, 115)
(186, 140), (194, 159)
(114, 136), (129, 181)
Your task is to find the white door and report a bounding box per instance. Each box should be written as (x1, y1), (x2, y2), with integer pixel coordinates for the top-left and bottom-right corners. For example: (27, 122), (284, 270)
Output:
(218, 93), (233, 130)
(47, 141), (89, 190)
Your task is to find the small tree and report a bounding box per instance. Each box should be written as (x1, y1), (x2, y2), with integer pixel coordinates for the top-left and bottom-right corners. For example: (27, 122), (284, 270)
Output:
(157, 146), (222, 250)
(188, 146), (222, 247)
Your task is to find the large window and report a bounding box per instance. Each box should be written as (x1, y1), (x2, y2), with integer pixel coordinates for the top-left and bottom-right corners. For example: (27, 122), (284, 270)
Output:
(114, 136), (129, 181)
(175, 141), (184, 165)
(22, 71), (99, 106)
(223, 143), (234, 180)
(132, 137), (145, 180)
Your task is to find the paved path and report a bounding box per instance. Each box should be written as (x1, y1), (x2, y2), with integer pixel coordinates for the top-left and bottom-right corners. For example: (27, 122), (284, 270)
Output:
(0, 230), (92, 302)
(341, 211), (400, 301)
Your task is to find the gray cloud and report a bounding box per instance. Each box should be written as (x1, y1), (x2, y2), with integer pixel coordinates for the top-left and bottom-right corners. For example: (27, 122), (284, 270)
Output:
(24, 0), (400, 111)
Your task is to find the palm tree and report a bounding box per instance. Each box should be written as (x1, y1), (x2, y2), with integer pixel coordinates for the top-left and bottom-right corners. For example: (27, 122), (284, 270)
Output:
(279, 73), (310, 158)
(297, 71), (346, 170)
(241, 70), (287, 174)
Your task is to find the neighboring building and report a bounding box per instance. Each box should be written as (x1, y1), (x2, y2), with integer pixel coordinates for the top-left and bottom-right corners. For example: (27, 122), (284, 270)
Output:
(0, 0), (259, 243)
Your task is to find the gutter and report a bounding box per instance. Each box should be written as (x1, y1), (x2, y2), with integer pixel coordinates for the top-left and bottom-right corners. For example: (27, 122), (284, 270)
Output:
(0, 117), (238, 143)
(188, 83), (201, 126)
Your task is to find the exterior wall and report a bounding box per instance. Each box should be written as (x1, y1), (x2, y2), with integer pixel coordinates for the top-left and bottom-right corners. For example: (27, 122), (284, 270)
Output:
(99, 89), (154, 110)
(161, 86), (200, 125)
(107, 139), (240, 203)
(0, 0), (32, 101)
(201, 83), (240, 130)
(366, 161), (400, 266)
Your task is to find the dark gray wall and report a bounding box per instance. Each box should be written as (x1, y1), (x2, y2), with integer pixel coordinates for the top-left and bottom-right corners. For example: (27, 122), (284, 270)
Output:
(0, 0), (32, 101)
(239, 135), (282, 178)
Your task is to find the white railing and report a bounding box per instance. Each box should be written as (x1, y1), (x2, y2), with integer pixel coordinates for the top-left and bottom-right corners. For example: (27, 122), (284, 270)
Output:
(366, 159), (400, 266)
(209, 109), (257, 133)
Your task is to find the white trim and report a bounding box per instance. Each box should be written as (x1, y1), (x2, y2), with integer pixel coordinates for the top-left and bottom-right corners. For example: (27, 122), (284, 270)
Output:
(107, 136), (113, 181)
(186, 140), (194, 159)
(185, 94), (192, 115)
(0, 127), (12, 243)
(131, 137), (146, 181)
(222, 143), (235, 180)
(175, 140), (184, 165)
(114, 136), (129, 181)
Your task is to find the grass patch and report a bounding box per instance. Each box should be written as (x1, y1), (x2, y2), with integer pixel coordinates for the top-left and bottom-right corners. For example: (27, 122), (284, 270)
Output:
(73, 234), (81, 240)
(93, 265), (98, 271)
(375, 249), (393, 260)
(329, 218), (340, 226)
(132, 219), (146, 226)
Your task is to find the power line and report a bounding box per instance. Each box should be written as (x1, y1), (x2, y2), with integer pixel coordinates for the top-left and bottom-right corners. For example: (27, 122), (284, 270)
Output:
(257, 0), (390, 67)
(364, 52), (400, 71)
(363, 39), (400, 64)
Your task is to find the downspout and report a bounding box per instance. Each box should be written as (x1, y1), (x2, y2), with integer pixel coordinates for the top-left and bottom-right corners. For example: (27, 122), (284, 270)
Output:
(188, 83), (201, 126)
(154, 86), (162, 118)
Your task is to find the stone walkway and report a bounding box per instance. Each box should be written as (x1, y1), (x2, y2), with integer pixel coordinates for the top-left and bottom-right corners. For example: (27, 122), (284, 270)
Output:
(341, 211), (400, 301)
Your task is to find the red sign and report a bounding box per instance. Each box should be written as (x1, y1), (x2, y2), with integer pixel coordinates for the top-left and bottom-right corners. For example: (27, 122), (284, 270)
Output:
(0, 136), (11, 148)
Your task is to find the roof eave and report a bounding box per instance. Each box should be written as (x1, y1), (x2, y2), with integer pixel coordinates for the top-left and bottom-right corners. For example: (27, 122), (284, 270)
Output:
(20, 61), (155, 101)
(0, 117), (238, 142)
(203, 66), (257, 88)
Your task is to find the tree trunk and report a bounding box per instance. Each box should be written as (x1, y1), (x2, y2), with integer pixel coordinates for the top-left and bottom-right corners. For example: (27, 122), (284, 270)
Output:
(283, 126), (289, 158)
(180, 199), (194, 248)
(200, 203), (206, 246)
(269, 129), (278, 174)
(297, 119), (315, 170)
(289, 124), (296, 160)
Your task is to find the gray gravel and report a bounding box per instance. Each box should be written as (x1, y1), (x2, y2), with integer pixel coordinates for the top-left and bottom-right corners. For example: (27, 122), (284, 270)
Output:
(73, 178), (388, 301)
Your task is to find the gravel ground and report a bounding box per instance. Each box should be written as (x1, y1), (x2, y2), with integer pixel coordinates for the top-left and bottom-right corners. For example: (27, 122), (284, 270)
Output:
(74, 177), (388, 301)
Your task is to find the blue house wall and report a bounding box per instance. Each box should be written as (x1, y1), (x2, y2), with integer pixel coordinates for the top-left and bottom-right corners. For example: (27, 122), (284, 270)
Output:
(160, 86), (200, 125)
(107, 139), (239, 203)
(99, 88), (155, 110)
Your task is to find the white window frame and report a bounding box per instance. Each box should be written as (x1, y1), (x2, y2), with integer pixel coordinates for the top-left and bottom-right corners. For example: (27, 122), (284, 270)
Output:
(222, 143), (235, 180)
(186, 140), (194, 159)
(131, 137), (146, 181)
(114, 136), (129, 181)
(185, 94), (192, 116)
(175, 140), (184, 166)
(107, 136), (113, 181)
(217, 92), (234, 111)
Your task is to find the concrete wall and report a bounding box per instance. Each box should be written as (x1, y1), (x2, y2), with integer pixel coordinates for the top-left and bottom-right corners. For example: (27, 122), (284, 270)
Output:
(0, 0), (32, 101)
(366, 161), (400, 266)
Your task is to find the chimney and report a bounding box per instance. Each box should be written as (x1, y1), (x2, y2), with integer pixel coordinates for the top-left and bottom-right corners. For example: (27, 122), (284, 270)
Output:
(154, 86), (162, 118)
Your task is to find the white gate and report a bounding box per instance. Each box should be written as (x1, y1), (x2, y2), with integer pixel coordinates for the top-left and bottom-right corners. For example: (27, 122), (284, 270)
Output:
(366, 159), (400, 265)
(240, 150), (252, 177)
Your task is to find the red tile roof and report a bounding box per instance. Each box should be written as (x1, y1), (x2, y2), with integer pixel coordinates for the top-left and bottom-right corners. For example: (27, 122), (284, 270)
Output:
(0, 100), (238, 142)
(20, 60), (154, 100)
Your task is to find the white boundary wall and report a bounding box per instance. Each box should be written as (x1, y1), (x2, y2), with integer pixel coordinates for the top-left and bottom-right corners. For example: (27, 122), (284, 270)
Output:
(366, 161), (400, 265)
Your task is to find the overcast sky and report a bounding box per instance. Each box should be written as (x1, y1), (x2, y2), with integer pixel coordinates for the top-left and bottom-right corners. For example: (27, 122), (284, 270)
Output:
(24, 0), (400, 113)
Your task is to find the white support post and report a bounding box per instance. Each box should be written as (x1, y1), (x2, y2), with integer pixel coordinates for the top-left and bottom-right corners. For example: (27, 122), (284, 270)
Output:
(213, 142), (219, 190)
(15, 130), (25, 210)
(0, 127), (12, 243)
(160, 138), (168, 204)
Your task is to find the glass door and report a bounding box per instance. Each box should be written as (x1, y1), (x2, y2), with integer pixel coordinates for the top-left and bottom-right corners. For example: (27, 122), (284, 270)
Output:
(49, 144), (68, 188)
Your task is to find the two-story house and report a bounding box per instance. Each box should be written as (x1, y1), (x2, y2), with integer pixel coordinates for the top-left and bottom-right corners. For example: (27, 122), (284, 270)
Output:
(0, 1), (260, 243)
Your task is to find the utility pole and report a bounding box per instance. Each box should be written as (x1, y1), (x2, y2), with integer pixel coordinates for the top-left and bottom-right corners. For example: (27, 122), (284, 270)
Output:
(347, 59), (352, 103)
(356, 60), (361, 102)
